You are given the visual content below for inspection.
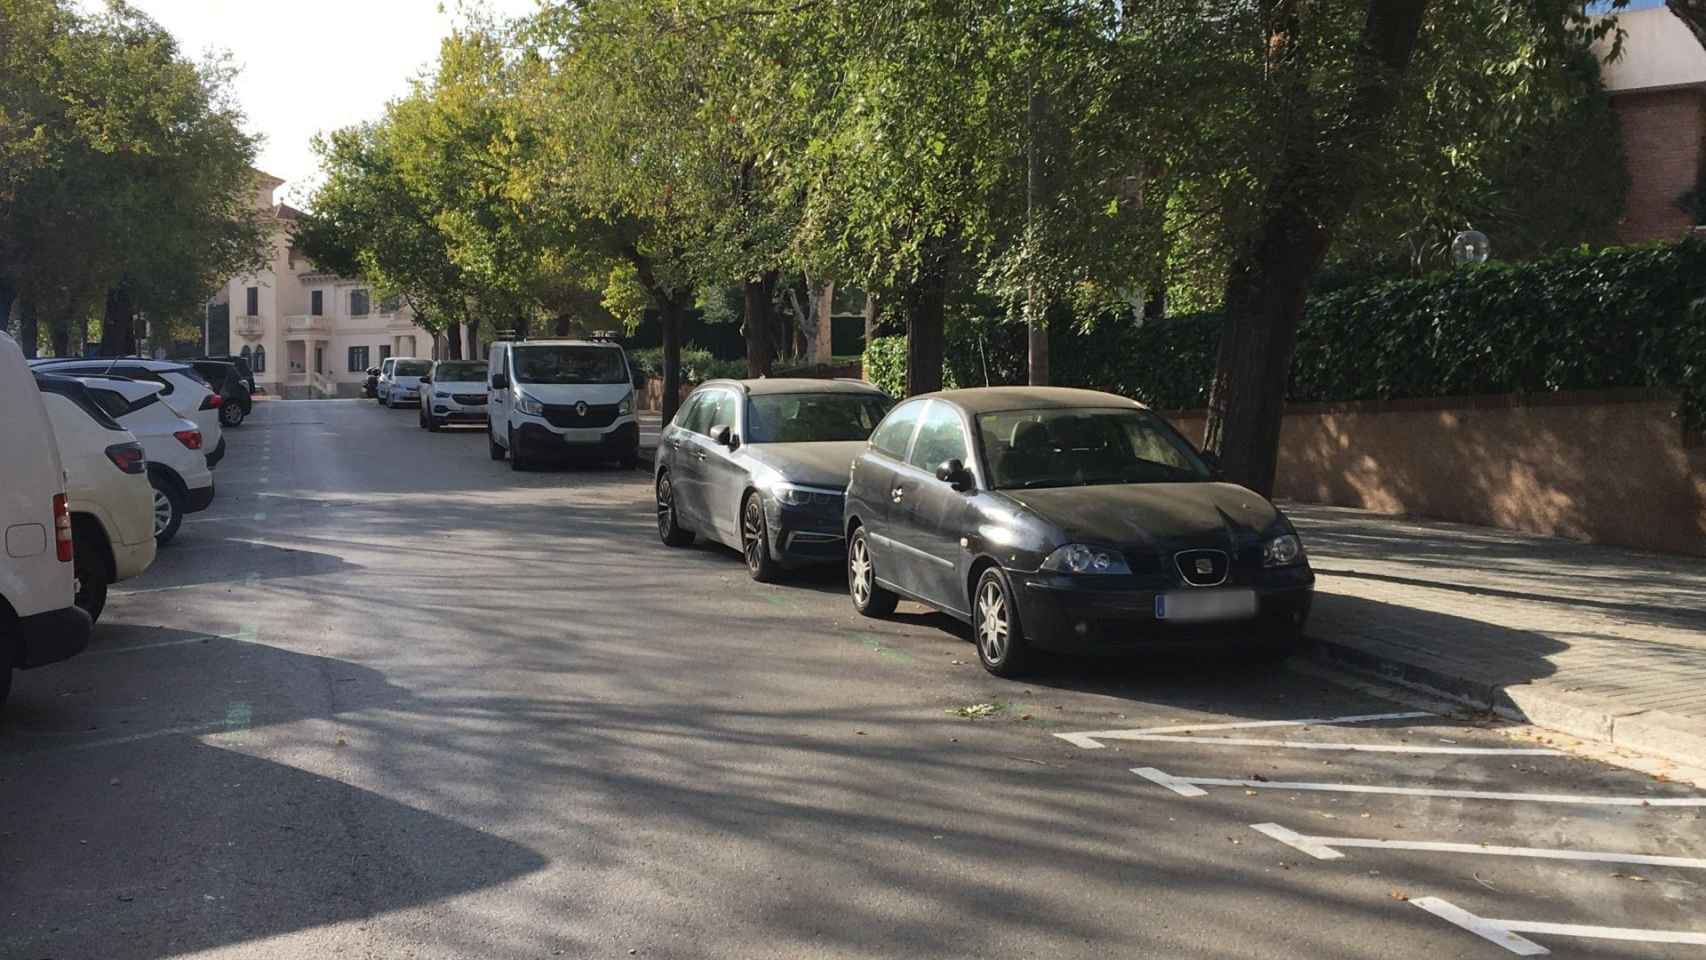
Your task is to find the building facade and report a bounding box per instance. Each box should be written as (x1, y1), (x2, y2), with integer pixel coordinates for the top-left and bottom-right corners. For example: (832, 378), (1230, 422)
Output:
(217, 173), (440, 399)
(1598, 6), (1706, 243)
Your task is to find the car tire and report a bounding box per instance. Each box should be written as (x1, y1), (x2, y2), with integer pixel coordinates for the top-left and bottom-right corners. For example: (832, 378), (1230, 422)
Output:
(741, 493), (782, 583)
(73, 538), (109, 624)
(508, 426), (528, 471)
(973, 566), (1030, 678)
(655, 470), (694, 547)
(219, 402), (245, 428)
(619, 449), (639, 470)
(488, 425), (506, 461)
(0, 666), (10, 709)
(150, 475), (185, 546)
(847, 525), (899, 617)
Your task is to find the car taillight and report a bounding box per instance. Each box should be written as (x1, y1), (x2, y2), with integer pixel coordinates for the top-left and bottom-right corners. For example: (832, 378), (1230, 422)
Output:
(105, 441), (146, 475)
(53, 493), (73, 562)
(174, 429), (203, 450)
(199, 392), (224, 410)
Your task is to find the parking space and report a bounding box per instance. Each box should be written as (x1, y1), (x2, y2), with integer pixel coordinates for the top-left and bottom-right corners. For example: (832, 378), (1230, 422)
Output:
(1055, 710), (1706, 956)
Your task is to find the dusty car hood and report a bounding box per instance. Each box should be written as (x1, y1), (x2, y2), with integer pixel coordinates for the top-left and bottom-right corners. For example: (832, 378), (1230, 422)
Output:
(998, 482), (1284, 547)
(741, 441), (866, 490)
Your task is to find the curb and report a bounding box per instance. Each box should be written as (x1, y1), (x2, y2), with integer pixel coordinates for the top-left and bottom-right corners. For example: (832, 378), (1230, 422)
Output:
(1308, 636), (1706, 770)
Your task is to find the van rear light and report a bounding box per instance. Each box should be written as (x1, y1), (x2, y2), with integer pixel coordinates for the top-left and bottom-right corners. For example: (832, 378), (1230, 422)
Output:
(199, 392), (224, 410)
(174, 429), (203, 450)
(104, 441), (147, 474)
(53, 494), (73, 562)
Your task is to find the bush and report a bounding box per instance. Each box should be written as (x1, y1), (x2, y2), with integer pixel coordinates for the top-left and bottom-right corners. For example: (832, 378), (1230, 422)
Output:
(629, 344), (747, 384)
(866, 239), (1706, 429)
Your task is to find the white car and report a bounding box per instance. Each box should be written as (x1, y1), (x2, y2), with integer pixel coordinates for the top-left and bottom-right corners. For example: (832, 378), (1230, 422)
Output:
(378, 357), (432, 408)
(419, 359), (489, 431)
(78, 377), (217, 544)
(485, 339), (641, 470)
(31, 357), (227, 469)
(0, 333), (91, 707)
(34, 374), (156, 622)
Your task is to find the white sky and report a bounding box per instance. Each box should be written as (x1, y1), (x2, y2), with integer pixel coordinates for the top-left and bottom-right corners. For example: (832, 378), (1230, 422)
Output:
(92, 0), (540, 206)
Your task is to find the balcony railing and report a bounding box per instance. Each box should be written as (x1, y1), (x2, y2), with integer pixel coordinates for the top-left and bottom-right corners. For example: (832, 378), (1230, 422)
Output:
(234, 316), (264, 338)
(284, 314), (332, 334)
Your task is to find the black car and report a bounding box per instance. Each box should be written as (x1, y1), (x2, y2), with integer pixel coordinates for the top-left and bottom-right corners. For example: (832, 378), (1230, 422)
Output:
(655, 378), (893, 581)
(189, 359), (253, 427)
(195, 355), (256, 395)
(843, 387), (1314, 676)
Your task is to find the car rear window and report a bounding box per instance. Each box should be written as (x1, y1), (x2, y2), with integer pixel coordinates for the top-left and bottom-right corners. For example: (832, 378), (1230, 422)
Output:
(34, 375), (124, 431)
(395, 360), (433, 377)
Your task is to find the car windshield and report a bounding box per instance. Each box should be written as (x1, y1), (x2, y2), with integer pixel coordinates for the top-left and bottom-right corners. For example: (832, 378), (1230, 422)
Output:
(434, 361), (485, 382)
(394, 360), (432, 377)
(977, 407), (1211, 489)
(746, 393), (892, 443)
(512, 345), (628, 385)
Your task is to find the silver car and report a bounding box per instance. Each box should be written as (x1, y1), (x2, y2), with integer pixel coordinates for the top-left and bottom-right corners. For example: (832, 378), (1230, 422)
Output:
(654, 379), (893, 582)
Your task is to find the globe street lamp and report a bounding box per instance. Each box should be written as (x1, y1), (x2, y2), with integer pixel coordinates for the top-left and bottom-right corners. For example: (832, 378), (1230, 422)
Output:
(1452, 229), (1491, 267)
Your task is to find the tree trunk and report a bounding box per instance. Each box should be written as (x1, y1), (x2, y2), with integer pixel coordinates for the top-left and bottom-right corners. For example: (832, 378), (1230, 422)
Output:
(814, 280), (835, 366)
(446, 321), (463, 360)
(904, 270), (947, 396)
(50, 324), (69, 358)
(1143, 287), (1166, 323)
(17, 295), (38, 358)
(660, 296), (685, 426)
(100, 287), (134, 358)
(0, 281), (15, 338)
(1201, 0), (1429, 496)
(1026, 83), (1050, 386)
(1670, 1), (1706, 52)
(553, 314), (573, 337)
(744, 272), (776, 377)
(862, 291), (879, 348)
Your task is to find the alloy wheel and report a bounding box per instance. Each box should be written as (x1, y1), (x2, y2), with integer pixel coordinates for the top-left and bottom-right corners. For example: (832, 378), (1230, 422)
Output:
(657, 476), (675, 537)
(850, 537), (873, 606)
(977, 580), (1009, 665)
(153, 488), (173, 537)
(742, 499), (765, 573)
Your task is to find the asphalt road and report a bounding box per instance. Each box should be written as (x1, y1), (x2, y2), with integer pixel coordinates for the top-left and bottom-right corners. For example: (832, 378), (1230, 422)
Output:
(3, 398), (1703, 959)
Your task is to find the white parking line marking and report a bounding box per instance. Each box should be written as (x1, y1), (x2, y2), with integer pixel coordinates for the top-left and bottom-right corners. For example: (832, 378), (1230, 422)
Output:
(1251, 822), (1706, 870)
(1105, 734), (1556, 756)
(1414, 897), (1706, 954)
(1131, 767), (1706, 806)
(183, 512), (268, 525)
(1056, 711), (1432, 749)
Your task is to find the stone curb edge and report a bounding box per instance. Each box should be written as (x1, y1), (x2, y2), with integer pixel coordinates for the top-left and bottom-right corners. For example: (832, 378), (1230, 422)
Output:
(1306, 635), (1706, 770)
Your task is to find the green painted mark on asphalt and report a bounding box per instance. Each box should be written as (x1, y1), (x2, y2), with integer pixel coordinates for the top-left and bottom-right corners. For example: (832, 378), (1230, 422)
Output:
(224, 701), (252, 731)
(862, 636), (914, 663)
(234, 623), (258, 643)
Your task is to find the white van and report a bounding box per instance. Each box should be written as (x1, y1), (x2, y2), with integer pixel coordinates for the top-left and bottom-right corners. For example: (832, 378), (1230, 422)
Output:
(0, 333), (92, 707)
(485, 339), (641, 470)
(35, 374), (157, 621)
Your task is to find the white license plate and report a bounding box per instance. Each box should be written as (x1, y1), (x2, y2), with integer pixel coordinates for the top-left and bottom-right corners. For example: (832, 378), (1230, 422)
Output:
(561, 428), (604, 444)
(1155, 589), (1257, 623)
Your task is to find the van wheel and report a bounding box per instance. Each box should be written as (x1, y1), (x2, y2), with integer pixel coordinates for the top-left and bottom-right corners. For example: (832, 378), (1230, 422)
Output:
(508, 426), (529, 471)
(73, 539), (109, 624)
(488, 425), (506, 461)
(151, 477), (185, 545)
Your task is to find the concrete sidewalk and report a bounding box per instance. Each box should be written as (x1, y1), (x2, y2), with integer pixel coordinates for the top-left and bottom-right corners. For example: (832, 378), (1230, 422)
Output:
(1292, 502), (1706, 768)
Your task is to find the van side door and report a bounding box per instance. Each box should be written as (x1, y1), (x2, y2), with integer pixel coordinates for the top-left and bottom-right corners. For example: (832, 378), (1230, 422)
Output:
(486, 346), (510, 436)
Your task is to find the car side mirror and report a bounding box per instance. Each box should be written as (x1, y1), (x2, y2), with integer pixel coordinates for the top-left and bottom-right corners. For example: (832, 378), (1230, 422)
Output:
(710, 424), (739, 450)
(935, 458), (973, 491)
(490, 373), (510, 390)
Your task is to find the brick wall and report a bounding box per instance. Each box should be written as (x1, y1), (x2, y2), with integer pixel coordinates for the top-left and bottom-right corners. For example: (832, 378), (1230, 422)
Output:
(1613, 87), (1706, 244)
(1167, 391), (1706, 557)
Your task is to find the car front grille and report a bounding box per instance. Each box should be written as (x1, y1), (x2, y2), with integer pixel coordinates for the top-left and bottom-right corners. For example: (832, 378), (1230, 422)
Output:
(1174, 549), (1230, 587)
(542, 403), (619, 428)
(453, 394), (487, 405)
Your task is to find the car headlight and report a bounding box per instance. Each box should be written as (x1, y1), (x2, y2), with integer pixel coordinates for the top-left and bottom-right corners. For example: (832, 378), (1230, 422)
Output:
(618, 392), (632, 416)
(434, 391), (450, 399)
(1041, 544), (1132, 575)
(770, 483), (841, 507)
(1263, 534), (1305, 567)
(517, 392), (545, 416)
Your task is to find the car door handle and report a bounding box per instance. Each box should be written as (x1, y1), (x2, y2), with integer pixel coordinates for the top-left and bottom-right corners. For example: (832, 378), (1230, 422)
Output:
(891, 487), (906, 503)
(696, 451), (708, 463)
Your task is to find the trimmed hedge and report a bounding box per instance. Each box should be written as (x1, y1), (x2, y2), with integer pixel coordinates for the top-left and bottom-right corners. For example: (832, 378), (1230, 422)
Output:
(862, 240), (1706, 429)
(628, 344), (747, 383)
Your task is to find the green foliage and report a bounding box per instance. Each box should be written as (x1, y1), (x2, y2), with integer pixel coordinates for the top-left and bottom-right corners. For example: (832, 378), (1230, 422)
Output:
(628, 345), (747, 384)
(868, 240), (1706, 430)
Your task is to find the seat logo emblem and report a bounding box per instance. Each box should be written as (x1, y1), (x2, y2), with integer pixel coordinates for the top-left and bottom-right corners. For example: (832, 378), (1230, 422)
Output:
(1195, 558), (1214, 575)
(575, 401), (588, 417)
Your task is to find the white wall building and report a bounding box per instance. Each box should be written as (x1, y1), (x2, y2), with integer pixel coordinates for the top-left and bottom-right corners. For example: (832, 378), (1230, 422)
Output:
(219, 172), (441, 398)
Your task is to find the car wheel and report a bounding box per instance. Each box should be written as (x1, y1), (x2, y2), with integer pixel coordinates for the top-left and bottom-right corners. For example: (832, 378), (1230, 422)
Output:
(847, 526), (899, 617)
(655, 471), (694, 547)
(741, 493), (782, 583)
(974, 567), (1030, 678)
(508, 426), (528, 471)
(0, 666), (10, 709)
(73, 539), (109, 624)
(151, 479), (184, 546)
(488, 425), (506, 461)
(619, 449), (640, 470)
(219, 402), (245, 427)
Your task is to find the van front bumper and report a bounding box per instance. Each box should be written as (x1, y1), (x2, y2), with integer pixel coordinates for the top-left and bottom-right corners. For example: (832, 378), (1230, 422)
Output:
(515, 418), (640, 460)
(9, 604), (93, 669)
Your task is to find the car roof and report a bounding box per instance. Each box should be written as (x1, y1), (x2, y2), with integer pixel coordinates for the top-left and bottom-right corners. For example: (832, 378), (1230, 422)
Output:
(32, 356), (193, 373)
(699, 378), (890, 398)
(912, 386), (1146, 415)
(504, 339), (624, 349)
(72, 375), (166, 401)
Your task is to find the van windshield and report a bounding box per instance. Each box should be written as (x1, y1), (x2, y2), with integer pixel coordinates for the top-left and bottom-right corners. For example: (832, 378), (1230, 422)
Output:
(512, 345), (628, 385)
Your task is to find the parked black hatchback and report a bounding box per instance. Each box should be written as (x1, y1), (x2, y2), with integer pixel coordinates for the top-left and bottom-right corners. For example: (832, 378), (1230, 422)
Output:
(843, 387), (1314, 677)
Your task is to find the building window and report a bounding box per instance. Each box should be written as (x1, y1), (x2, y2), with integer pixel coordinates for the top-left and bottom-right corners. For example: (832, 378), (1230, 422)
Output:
(314, 346), (324, 374)
(240, 345), (252, 364)
(380, 295), (400, 314)
(350, 289), (370, 317)
(348, 345), (369, 372)
(252, 346), (266, 373)
(310, 290), (324, 316)
(379, 344), (392, 361)
(245, 286), (259, 316)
